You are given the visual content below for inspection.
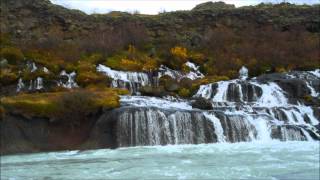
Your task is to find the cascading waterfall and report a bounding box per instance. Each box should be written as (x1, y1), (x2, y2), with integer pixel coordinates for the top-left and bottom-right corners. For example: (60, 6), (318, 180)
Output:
(58, 70), (78, 88)
(16, 78), (25, 92)
(158, 62), (204, 81)
(97, 64), (152, 94)
(116, 107), (217, 147)
(112, 68), (319, 147)
(97, 62), (204, 94)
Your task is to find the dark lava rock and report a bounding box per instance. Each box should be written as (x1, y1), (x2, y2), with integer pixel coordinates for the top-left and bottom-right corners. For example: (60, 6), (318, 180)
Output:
(191, 97), (213, 110)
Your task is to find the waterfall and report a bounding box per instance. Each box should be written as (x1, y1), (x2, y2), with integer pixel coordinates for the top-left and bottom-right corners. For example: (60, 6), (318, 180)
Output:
(16, 78), (25, 92)
(158, 63), (204, 81)
(35, 77), (43, 90)
(58, 70), (78, 88)
(97, 62), (204, 94)
(97, 64), (151, 94)
(203, 112), (226, 142)
(111, 69), (319, 147)
(116, 108), (217, 146)
(239, 66), (248, 80)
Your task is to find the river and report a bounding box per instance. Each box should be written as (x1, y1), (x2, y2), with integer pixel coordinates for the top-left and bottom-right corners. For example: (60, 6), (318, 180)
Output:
(1, 141), (319, 180)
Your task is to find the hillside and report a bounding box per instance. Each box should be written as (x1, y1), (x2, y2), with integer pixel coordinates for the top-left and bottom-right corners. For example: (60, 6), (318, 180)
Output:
(1, 0), (319, 76)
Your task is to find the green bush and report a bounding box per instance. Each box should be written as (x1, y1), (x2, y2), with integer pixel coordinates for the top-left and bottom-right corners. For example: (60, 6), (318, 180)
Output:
(0, 47), (24, 64)
(178, 88), (191, 98)
(76, 71), (110, 87)
(0, 68), (18, 85)
(55, 91), (97, 125)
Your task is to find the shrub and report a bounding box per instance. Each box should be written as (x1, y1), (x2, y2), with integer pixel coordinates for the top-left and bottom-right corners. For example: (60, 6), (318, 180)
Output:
(159, 75), (180, 92)
(142, 57), (158, 72)
(0, 33), (11, 47)
(168, 46), (188, 69)
(24, 50), (64, 74)
(0, 68), (18, 86)
(275, 67), (287, 73)
(81, 53), (103, 64)
(303, 95), (312, 103)
(55, 91), (97, 125)
(120, 58), (142, 71)
(105, 46), (159, 72)
(0, 47), (24, 64)
(1, 89), (123, 123)
(178, 88), (191, 98)
(76, 71), (110, 87)
(170, 46), (187, 60)
(188, 52), (206, 64)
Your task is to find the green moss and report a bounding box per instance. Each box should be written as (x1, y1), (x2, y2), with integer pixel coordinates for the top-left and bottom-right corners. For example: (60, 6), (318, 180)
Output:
(303, 95), (313, 103)
(178, 88), (191, 98)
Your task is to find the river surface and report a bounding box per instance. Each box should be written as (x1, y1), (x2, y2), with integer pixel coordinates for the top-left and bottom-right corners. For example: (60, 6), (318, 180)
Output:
(1, 141), (319, 180)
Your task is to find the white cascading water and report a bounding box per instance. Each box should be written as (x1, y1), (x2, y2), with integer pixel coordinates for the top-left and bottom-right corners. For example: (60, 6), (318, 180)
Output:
(115, 67), (319, 146)
(97, 64), (151, 94)
(35, 77), (43, 90)
(16, 78), (25, 92)
(158, 62), (204, 81)
(97, 62), (204, 94)
(203, 112), (226, 142)
(58, 70), (78, 88)
(193, 68), (319, 142)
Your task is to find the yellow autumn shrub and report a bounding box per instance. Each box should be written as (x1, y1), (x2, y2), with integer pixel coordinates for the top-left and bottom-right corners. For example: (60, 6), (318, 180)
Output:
(170, 46), (187, 60)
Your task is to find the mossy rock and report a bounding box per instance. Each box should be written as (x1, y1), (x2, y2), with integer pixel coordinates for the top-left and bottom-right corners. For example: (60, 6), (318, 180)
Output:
(139, 85), (167, 97)
(191, 97), (213, 110)
(0, 88), (126, 121)
(159, 75), (180, 92)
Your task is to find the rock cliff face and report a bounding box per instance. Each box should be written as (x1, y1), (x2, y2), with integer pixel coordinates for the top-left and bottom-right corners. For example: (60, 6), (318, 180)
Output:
(1, 0), (319, 48)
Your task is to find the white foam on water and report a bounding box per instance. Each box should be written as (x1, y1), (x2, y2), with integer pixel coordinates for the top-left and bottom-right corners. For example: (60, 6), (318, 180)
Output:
(306, 82), (319, 97)
(251, 82), (288, 107)
(195, 84), (213, 99)
(246, 116), (272, 141)
(212, 81), (231, 102)
(120, 96), (192, 110)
